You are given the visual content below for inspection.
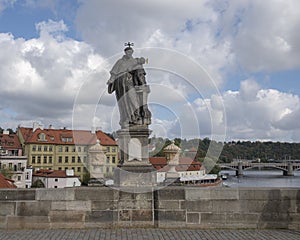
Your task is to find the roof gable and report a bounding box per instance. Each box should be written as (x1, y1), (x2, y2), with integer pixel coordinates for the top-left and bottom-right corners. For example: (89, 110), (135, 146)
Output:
(18, 127), (117, 146)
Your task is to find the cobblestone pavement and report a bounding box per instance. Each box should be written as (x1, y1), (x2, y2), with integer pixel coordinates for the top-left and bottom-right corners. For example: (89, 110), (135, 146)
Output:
(0, 229), (300, 240)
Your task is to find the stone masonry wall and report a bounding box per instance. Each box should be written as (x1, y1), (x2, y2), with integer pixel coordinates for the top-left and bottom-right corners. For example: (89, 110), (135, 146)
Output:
(0, 187), (300, 229)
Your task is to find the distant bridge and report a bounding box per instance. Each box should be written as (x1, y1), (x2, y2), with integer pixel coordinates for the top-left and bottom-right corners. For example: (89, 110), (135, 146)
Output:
(218, 161), (300, 176)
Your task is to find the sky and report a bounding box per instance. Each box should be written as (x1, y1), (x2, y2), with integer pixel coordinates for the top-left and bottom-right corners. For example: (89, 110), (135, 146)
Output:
(0, 0), (300, 142)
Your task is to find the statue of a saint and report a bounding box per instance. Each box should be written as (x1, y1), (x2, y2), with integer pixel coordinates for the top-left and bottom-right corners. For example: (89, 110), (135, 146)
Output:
(107, 43), (151, 128)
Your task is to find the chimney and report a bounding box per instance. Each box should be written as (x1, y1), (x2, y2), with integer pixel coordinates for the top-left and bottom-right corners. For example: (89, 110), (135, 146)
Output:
(33, 122), (43, 132)
(3, 130), (9, 135)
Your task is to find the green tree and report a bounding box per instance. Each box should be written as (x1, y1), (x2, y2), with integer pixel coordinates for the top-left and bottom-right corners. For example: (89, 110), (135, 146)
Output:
(0, 167), (13, 179)
(82, 172), (90, 186)
(31, 179), (45, 188)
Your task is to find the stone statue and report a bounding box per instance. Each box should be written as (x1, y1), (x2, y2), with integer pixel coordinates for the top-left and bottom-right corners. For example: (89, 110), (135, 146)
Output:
(107, 42), (151, 128)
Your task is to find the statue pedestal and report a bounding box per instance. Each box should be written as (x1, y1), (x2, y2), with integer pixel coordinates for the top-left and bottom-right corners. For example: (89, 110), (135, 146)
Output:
(114, 126), (156, 190)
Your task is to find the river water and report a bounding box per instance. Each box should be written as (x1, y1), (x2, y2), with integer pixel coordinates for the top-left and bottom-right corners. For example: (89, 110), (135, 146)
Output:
(220, 170), (300, 188)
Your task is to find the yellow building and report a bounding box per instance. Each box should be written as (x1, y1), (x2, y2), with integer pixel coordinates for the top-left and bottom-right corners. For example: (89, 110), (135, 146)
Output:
(17, 126), (118, 181)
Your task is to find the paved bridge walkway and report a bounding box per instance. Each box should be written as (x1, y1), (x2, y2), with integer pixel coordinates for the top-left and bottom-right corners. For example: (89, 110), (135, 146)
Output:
(0, 228), (300, 240)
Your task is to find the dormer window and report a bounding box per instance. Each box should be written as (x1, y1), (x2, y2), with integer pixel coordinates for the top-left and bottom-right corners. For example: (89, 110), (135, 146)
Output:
(38, 133), (47, 141)
(61, 137), (73, 142)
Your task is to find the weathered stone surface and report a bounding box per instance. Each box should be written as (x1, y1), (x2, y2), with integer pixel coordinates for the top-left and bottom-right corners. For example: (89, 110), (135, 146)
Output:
(212, 200), (241, 213)
(185, 188), (211, 200)
(0, 202), (16, 216)
(210, 189), (239, 200)
(51, 201), (91, 211)
(158, 187), (185, 200)
(75, 188), (114, 201)
(119, 210), (131, 221)
(158, 200), (180, 210)
(184, 200), (213, 212)
(117, 200), (152, 210)
(0, 190), (35, 201)
(86, 210), (117, 222)
(226, 213), (259, 224)
(92, 200), (116, 210)
(239, 200), (267, 213)
(187, 212), (200, 224)
(0, 187), (300, 230)
(49, 210), (85, 222)
(158, 210), (186, 222)
(36, 188), (74, 201)
(132, 210), (153, 221)
(17, 201), (51, 216)
(0, 216), (6, 228)
(200, 213), (226, 224)
(7, 216), (50, 229)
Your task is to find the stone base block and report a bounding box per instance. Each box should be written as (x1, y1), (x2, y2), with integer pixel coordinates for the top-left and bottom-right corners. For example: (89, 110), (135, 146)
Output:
(114, 165), (157, 191)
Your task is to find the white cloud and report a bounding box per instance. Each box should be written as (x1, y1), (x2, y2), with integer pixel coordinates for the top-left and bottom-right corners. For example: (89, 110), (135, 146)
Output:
(0, 0), (17, 13)
(220, 0), (300, 72)
(0, 20), (107, 129)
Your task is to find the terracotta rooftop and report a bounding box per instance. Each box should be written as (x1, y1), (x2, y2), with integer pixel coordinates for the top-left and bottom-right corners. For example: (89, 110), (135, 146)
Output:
(18, 127), (117, 146)
(33, 169), (79, 178)
(0, 134), (22, 150)
(149, 157), (203, 172)
(0, 174), (17, 188)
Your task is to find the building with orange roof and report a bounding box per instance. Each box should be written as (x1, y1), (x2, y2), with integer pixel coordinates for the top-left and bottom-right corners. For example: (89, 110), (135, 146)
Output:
(17, 124), (118, 181)
(0, 131), (23, 156)
(0, 173), (17, 188)
(149, 142), (219, 185)
(32, 169), (81, 188)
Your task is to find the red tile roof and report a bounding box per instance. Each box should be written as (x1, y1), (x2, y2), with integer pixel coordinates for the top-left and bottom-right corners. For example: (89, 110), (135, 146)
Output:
(149, 157), (203, 172)
(0, 134), (22, 150)
(18, 127), (117, 146)
(0, 174), (17, 188)
(33, 169), (79, 178)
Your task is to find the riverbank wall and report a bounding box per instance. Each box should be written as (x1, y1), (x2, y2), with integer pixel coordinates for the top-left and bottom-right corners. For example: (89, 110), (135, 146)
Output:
(1, 187), (299, 229)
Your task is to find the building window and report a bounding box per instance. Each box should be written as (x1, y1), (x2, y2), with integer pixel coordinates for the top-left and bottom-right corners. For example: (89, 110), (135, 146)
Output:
(65, 146), (69, 152)
(84, 147), (87, 152)
(78, 156), (81, 163)
(26, 172), (30, 180)
(65, 156), (68, 163)
(44, 146), (48, 151)
(43, 156), (47, 164)
(106, 147), (110, 152)
(17, 176), (21, 181)
(55, 178), (58, 182)
(65, 167), (68, 170)
(37, 156), (41, 164)
(112, 156), (116, 164)
(54, 186), (58, 188)
(112, 147), (116, 153)
(78, 147), (81, 152)
(58, 146), (63, 152)
(38, 133), (46, 141)
(38, 145), (42, 151)
(72, 156), (75, 163)
(77, 167), (81, 172)
(72, 147), (76, 152)
(106, 156), (110, 164)
(49, 156), (52, 164)
(32, 156), (36, 164)
(58, 156), (62, 163)
(32, 145), (36, 151)
(49, 146), (53, 152)
(58, 167), (62, 170)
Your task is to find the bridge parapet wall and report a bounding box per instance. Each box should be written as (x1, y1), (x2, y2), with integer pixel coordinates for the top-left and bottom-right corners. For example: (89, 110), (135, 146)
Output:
(0, 187), (300, 230)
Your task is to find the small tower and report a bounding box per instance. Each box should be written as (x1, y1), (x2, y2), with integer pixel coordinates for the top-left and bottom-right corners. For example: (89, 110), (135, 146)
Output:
(88, 139), (106, 184)
(163, 141), (181, 184)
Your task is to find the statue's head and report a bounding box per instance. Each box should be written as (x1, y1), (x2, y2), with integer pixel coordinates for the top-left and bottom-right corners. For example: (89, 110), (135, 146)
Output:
(124, 47), (134, 56)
